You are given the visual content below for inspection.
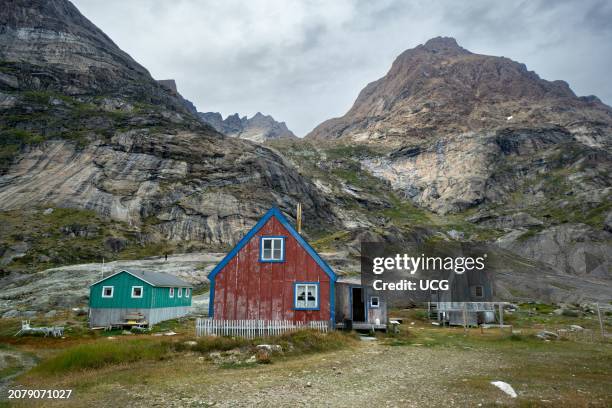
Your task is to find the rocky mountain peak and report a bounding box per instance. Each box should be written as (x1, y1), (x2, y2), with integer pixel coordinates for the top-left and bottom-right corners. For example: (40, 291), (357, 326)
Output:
(199, 111), (297, 143)
(306, 37), (612, 143)
(420, 36), (470, 55)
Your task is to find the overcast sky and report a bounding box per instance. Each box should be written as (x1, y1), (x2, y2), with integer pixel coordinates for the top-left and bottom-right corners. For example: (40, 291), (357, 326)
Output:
(72, 0), (612, 136)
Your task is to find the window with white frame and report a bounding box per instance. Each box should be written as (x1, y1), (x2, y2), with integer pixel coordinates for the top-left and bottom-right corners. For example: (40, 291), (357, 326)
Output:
(294, 283), (318, 309)
(131, 286), (143, 298)
(370, 296), (380, 308)
(169, 287), (174, 298)
(178, 287), (183, 298)
(102, 286), (114, 298)
(260, 237), (284, 261)
(185, 288), (190, 298)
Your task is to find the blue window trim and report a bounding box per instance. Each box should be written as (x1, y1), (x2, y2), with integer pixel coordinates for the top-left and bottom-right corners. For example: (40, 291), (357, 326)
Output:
(258, 235), (286, 263)
(208, 207), (337, 321)
(293, 282), (320, 311)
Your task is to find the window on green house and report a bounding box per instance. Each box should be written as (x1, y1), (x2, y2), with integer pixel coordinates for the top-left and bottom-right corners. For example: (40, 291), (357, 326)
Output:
(178, 287), (183, 298)
(131, 286), (143, 298)
(186, 288), (190, 297)
(102, 286), (114, 298)
(169, 287), (174, 298)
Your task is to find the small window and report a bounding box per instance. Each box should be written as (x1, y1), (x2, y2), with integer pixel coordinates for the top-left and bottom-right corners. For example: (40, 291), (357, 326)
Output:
(473, 285), (484, 298)
(169, 287), (174, 298)
(185, 288), (190, 298)
(294, 283), (319, 310)
(178, 287), (183, 298)
(131, 286), (143, 298)
(370, 296), (380, 308)
(102, 286), (114, 298)
(260, 237), (285, 262)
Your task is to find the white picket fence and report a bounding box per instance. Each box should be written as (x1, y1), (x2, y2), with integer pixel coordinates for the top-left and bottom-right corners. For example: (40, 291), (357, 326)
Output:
(195, 319), (330, 338)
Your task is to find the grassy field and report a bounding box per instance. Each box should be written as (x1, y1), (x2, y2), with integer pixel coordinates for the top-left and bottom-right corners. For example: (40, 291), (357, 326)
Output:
(1, 308), (610, 407)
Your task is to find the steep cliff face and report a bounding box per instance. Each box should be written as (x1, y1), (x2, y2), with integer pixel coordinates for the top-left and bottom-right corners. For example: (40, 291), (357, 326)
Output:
(199, 111), (297, 142)
(0, 132), (333, 245)
(0, 0), (337, 274)
(0, 0), (196, 112)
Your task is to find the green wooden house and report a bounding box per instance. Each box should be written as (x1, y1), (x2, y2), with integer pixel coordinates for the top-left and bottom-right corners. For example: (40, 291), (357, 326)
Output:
(89, 270), (193, 328)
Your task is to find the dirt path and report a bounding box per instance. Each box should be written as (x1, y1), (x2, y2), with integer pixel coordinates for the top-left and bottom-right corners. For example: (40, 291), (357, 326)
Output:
(110, 341), (513, 407)
(0, 348), (37, 398)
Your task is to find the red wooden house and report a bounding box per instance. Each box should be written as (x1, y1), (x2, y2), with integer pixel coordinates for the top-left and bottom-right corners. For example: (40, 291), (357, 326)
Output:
(208, 207), (337, 324)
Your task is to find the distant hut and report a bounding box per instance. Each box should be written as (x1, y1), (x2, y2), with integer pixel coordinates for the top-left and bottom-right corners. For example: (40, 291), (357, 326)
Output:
(89, 270), (193, 328)
(429, 268), (496, 326)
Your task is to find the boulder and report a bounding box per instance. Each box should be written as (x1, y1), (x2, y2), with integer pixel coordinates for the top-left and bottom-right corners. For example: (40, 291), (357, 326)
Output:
(256, 344), (282, 353)
(536, 331), (559, 340)
(255, 349), (271, 364)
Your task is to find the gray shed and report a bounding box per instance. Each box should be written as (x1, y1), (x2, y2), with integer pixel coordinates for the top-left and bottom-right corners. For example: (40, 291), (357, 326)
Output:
(429, 269), (496, 326)
(334, 277), (388, 330)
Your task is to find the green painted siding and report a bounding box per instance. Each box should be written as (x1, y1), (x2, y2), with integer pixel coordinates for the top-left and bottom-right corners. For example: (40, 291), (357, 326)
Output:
(151, 286), (192, 308)
(89, 271), (192, 309)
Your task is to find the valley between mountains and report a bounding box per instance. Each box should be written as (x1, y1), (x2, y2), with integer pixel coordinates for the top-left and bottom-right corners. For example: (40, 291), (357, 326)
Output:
(1, 0), (611, 317)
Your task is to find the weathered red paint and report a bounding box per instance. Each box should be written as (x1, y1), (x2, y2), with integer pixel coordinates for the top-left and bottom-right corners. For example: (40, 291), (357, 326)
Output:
(213, 216), (331, 322)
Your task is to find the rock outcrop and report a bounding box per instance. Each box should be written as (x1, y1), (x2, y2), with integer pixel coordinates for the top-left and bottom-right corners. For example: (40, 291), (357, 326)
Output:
(305, 37), (611, 216)
(199, 111), (297, 142)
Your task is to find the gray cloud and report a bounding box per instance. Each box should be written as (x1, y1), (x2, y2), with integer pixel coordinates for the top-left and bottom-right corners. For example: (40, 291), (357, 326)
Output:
(72, 0), (612, 136)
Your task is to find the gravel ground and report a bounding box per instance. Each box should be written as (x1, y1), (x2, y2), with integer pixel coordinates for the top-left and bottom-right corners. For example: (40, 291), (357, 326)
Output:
(120, 341), (512, 407)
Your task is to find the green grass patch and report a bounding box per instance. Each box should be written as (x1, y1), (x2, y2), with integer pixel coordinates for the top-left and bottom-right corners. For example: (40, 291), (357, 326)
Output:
(277, 329), (358, 355)
(184, 337), (251, 354)
(31, 339), (172, 374)
(310, 230), (352, 252)
(518, 303), (556, 314)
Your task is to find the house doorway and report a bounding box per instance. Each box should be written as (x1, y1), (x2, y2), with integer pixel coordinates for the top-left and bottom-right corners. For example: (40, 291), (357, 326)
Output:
(351, 287), (365, 322)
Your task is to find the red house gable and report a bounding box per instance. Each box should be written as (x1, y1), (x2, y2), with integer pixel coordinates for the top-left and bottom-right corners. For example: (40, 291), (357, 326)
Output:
(208, 208), (337, 323)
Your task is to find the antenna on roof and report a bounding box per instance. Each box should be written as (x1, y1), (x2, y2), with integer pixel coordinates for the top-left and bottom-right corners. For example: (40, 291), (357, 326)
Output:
(296, 202), (302, 234)
(101, 257), (105, 280)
